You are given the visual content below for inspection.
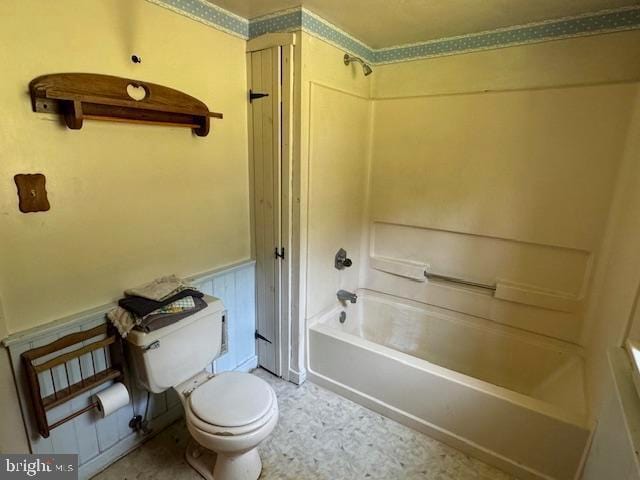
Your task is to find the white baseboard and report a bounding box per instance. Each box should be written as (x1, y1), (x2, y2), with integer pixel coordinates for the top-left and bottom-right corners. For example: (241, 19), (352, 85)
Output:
(288, 367), (307, 385)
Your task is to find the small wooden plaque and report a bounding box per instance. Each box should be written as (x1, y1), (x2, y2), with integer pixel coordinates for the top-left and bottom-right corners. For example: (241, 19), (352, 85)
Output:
(14, 173), (50, 213)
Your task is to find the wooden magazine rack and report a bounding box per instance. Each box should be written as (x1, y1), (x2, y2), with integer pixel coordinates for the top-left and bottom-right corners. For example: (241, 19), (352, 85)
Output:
(21, 324), (124, 438)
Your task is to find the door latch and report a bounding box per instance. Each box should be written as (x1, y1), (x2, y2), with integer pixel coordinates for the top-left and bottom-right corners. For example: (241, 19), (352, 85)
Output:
(255, 331), (273, 344)
(274, 247), (285, 260)
(249, 90), (270, 103)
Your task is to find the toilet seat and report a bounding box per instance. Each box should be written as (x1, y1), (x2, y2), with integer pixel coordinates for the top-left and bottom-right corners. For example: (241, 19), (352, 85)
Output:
(186, 372), (277, 437)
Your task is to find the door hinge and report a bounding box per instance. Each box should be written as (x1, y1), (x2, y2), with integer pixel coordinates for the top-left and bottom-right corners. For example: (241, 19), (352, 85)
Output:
(249, 90), (270, 103)
(274, 247), (285, 260)
(255, 331), (273, 344)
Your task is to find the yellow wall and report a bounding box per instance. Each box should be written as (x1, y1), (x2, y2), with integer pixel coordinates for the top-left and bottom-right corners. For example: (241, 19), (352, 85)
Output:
(363, 31), (640, 343)
(0, 0), (250, 335)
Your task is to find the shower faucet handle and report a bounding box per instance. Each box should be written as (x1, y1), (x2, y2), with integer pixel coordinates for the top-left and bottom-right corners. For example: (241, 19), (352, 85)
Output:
(335, 248), (353, 269)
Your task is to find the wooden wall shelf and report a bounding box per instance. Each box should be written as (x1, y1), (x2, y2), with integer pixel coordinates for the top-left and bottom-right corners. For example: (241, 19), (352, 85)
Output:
(29, 73), (223, 136)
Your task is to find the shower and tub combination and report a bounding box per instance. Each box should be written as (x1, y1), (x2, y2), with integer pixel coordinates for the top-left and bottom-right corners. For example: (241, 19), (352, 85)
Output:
(308, 253), (590, 480)
(303, 53), (596, 480)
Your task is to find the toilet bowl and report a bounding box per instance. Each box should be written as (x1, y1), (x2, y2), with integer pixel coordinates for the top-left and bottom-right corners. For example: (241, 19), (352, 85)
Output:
(124, 296), (278, 480)
(178, 371), (279, 480)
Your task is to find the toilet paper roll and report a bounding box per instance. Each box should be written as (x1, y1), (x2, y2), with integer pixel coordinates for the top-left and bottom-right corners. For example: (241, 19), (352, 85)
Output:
(95, 382), (130, 418)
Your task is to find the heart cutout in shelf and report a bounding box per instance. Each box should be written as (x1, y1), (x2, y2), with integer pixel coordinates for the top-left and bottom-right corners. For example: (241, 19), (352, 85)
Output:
(126, 83), (147, 101)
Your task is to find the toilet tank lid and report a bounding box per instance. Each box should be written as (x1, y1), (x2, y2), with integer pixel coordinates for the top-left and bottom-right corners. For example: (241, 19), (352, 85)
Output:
(125, 295), (224, 348)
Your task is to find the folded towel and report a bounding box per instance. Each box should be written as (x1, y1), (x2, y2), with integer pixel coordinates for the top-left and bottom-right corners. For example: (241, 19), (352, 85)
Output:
(107, 307), (138, 338)
(147, 296), (196, 316)
(108, 296), (208, 337)
(137, 297), (208, 332)
(108, 275), (207, 338)
(124, 274), (192, 301)
(118, 288), (204, 318)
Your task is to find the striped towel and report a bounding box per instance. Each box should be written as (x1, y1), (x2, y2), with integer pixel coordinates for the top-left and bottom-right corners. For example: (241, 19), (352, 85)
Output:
(145, 296), (196, 317)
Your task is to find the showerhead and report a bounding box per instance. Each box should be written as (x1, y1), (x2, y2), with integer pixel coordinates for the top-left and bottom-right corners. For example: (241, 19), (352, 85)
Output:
(344, 53), (373, 76)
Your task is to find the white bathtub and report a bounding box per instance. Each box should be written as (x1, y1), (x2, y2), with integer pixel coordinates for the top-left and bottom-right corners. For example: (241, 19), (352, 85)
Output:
(307, 290), (591, 480)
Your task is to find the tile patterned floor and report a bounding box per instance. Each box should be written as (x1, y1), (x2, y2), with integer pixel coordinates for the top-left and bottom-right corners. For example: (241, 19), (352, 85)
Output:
(93, 369), (515, 480)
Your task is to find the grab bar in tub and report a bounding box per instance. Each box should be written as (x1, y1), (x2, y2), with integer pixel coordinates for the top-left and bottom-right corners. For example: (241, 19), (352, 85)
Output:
(370, 256), (497, 291)
(371, 255), (576, 309)
(425, 271), (497, 292)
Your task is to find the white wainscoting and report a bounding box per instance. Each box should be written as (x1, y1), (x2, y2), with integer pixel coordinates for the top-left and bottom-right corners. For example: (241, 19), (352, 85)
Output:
(3, 260), (256, 479)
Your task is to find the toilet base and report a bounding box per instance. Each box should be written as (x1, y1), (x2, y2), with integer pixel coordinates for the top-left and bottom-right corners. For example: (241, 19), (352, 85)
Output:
(186, 440), (217, 480)
(185, 439), (262, 480)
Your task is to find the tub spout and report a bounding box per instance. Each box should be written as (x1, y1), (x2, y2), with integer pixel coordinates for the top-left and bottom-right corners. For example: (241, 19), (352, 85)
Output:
(337, 290), (357, 304)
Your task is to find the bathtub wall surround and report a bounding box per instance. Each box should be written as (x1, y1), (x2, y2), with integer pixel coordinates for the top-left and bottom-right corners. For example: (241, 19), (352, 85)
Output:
(364, 77), (638, 343)
(287, 32), (372, 382)
(303, 81), (371, 321)
(149, 1), (640, 65)
(2, 261), (256, 479)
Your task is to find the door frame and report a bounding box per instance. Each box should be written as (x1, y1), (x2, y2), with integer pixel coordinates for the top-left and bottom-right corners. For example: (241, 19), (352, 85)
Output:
(247, 33), (295, 382)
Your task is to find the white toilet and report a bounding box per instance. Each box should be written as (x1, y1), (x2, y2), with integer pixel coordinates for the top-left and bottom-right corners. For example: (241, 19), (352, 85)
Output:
(125, 296), (278, 480)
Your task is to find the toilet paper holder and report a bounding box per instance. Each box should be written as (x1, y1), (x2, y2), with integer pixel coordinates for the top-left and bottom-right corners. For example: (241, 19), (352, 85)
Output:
(21, 323), (126, 438)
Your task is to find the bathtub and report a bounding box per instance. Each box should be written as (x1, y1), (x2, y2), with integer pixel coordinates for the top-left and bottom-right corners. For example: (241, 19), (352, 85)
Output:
(307, 290), (591, 480)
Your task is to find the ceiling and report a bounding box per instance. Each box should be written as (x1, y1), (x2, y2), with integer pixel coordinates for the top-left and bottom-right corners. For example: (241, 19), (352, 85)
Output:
(208, 0), (639, 48)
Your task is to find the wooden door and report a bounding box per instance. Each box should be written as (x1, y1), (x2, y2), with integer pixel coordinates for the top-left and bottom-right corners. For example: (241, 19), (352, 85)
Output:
(249, 46), (282, 376)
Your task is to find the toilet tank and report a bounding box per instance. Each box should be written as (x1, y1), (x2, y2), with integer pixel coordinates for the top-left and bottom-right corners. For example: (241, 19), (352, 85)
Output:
(125, 295), (226, 393)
